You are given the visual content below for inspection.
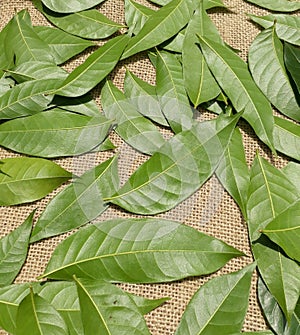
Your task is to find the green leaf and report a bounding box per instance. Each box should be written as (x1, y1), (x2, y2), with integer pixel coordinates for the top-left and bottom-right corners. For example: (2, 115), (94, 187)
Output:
(156, 49), (194, 133)
(253, 237), (300, 322)
(129, 294), (169, 315)
(249, 14), (300, 46)
(33, 0), (123, 40)
(262, 199), (300, 262)
(30, 155), (119, 242)
(244, 0), (300, 12)
(0, 157), (71, 206)
(247, 154), (298, 241)
(34, 26), (94, 64)
(41, 0), (105, 13)
(5, 10), (54, 66)
(182, 5), (221, 107)
(121, 0), (197, 59)
(0, 78), (63, 120)
(108, 114), (239, 215)
(249, 27), (300, 122)
(0, 109), (112, 157)
(284, 42), (300, 93)
(198, 35), (275, 152)
(203, 0), (226, 9)
(41, 218), (242, 283)
(258, 277), (300, 335)
(0, 77), (14, 97)
(0, 211), (33, 286)
(101, 80), (166, 155)
(16, 289), (68, 335)
(74, 277), (151, 335)
(175, 263), (255, 335)
(55, 34), (130, 97)
(215, 127), (250, 219)
(123, 69), (169, 126)
(229, 332), (274, 335)
(0, 19), (14, 76)
(273, 116), (300, 161)
(124, 0), (155, 35)
(282, 162), (300, 193)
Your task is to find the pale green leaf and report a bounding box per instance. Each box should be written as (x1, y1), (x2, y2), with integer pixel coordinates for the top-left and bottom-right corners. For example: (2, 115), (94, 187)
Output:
(203, 0), (226, 9)
(273, 116), (300, 161)
(156, 49), (194, 133)
(282, 162), (300, 193)
(16, 289), (68, 335)
(123, 69), (169, 126)
(34, 26), (94, 64)
(30, 155), (119, 242)
(55, 34), (130, 97)
(121, 0), (197, 59)
(247, 154), (298, 241)
(244, 0), (300, 12)
(74, 277), (151, 335)
(198, 35), (275, 152)
(41, 0), (105, 13)
(41, 218), (242, 282)
(0, 109), (112, 157)
(108, 114), (239, 215)
(0, 211), (33, 286)
(0, 157), (71, 206)
(249, 27), (300, 122)
(215, 127), (250, 219)
(253, 237), (300, 322)
(129, 294), (169, 315)
(284, 42), (300, 93)
(101, 80), (166, 155)
(175, 263), (255, 335)
(0, 77), (14, 97)
(162, 28), (185, 52)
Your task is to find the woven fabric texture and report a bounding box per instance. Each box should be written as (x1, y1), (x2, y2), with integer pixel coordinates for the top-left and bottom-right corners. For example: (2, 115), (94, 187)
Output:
(0, 0), (291, 334)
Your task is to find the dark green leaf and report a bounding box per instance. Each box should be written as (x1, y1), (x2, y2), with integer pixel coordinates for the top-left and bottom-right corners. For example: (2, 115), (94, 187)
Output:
(101, 80), (166, 155)
(245, 0), (300, 12)
(108, 114), (239, 215)
(121, 0), (197, 59)
(74, 277), (151, 335)
(34, 26), (94, 64)
(0, 157), (71, 206)
(16, 289), (68, 335)
(41, 0), (105, 13)
(55, 34), (130, 97)
(198, 35), (275, 152)
(273, 116), (300, 161)
(175, 263), (255, 335)
(0, 19), (14, 76)
(253, 237), (300, 322)
(41, 218), (243, 283)
(249, 27), (300, 122)
(0, 211), (34, 286)
(247, 154), (298, 241)
(30, 155), (119, 242)
(156, 49), (194, 133)
(0, 109), (112, 157)
(284, 42), (300, 93)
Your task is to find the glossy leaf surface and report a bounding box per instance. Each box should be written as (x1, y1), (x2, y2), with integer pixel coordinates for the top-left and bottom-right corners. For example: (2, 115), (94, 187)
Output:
(122, 0), (197, 59)
(30, 156), (119, 242)
(0, 157), (71, 206)
(198, 35), (275, 152)
(123, 69), (168, 126)
(247, 154), (298, 241)
(156, 50), (194, 133)
(215, 127), (250, 219)
(175, 264), (255, 335)
(16, 289), (68, 335)
(55, 34), (130, 97)
(284, 42), (300, 93)
(273, 116), (300, 161)
(262, 199), (300, 262)
(0, 78), (63, 120)
(249, 27), (300, 122)
(34, 26), (94, 64)
(42, 218), (242, 283)
(109, 114), (239, 215)
(75, 277), (151, 335)
(253, 237), (300, 322)
(0, 211), (33, 286)
(102, 80), (165, 155)
(41, 0), (105, 13)
(0, 109), (112, 157)
(244, 0), (300, 12)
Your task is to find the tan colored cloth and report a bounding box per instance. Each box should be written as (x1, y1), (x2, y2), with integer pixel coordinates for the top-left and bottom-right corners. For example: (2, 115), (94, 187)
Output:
(0, 0), (289, 333)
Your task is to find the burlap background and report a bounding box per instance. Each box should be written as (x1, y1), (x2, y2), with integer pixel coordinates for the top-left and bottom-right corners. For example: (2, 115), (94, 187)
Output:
(0, 0), (291, 334)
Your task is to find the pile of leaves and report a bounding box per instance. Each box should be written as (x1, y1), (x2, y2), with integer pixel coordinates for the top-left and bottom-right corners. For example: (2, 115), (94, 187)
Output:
(0, 0), (299, 334)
